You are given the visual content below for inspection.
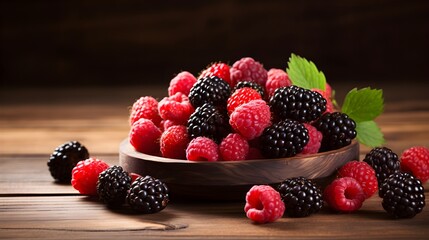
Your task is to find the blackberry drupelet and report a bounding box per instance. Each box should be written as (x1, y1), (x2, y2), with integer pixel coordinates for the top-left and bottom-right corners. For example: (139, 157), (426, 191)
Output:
(379, 172), (425, 218)
(97, 165), (131, 207)
(277, 177), (323, 217)
(127, 175), (169, 214)
(269, 85), (327, 123)
(233, 81), (265, 99)
(259, 119), (309, 158)
(47, 141), (89, 183)
(187, 103), (230, 143)
(188, 75), (231, 108)
(363, 147), (400, 190)
(313, 112), (357, 151)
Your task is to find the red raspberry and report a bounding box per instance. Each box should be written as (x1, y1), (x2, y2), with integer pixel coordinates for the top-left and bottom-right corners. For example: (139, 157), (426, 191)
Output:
(129, 96), (162, 126)
(227, 87), (262, 115)
(129, 118), (162, 155)
(160, 125), (189, 159)
(400, 146), (429, 183)
(186, 137), (219, 161)
(71, 158), (110, 195)
(159, 119), (180, 132)
(324, 177), (366, 213)
(244, 185), (285, 224)
(337, 160), (378, 199)
(229, 99), (271, 140)
(300, 123), (322, 155)
(168, 71), (197, 97)
(312, 88), (334, 113)
(198, 62), (231, 86)
(219, 133), (249, 161)
(265, 68), (292, 98)
(158, 92), (194, 125)
(230, 57), (268, 88)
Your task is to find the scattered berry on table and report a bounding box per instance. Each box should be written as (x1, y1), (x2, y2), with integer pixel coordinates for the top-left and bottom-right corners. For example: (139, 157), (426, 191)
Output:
(129, 118), (162, 155)
(323, 177), (366, 213)
(300, 123), (322, 155)
(188, 75), (231, 108)
(337, 160), (378, 199)
(127, 175), (169, 214)
(363, 147), (400, 191)
(129, 96), (162, 127)
(265, 68), (291, 98)
(400, 146), (429, 183)
(379, 172), (425, 218)
(270, 85), (327, 123)
(229, 99), (271, 140)
(97, 165), (131, 207)
(47, 141), (89, 183)
(259, 119), (309, 158)
(227, 87), (262, 115)
(160, 125), (189, 159)
(158, 92), (194, 125)
(230, 57), (268, 88)
(198, 62), (231, 87)
(313, 112), (357, 151)
(277, 177), (323, 217)
(71, 158), (110, 195)
(168, 71), (197, 97)
(186, 137), (219, 161)
(233, 81), (266, 99)
(219, 133), (249, 161)
(244, 185), (285, 224)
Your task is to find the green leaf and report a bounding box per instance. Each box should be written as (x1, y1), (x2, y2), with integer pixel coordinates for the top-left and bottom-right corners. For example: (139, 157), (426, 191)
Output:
(341, 87), (384, 122)
(286, 53), (326, 90)
(355, 120), (385, 147)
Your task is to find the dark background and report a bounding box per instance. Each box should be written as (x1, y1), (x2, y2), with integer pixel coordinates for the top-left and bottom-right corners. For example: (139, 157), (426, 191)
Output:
(1, 0), (428, 89)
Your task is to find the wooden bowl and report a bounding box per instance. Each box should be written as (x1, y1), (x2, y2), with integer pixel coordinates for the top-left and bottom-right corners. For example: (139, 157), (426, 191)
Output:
(119, 139), (359, 201)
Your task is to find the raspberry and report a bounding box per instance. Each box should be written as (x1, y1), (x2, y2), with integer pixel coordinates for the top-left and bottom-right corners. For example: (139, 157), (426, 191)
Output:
(219, 133), (249, 161)
(265, 68), (291, 98)
(312, 88), (334, 113)
(400, 146), (429, 183)
(337, 160), (378, 199)
(233, 81), (266, 99)
(97, 165), (131, 207)
(300, 123), (322, 155)
(323, 177), (365, 213)
(160, 125), (189, 159)
(71, 158), (110, 195)
(127, 175), (169, 214)
(198, 62), (231, 86)
(188, 75), (231, 108)
(244, 185), (285, 224)
(158, 92), (194, 125)
(168, 71), (197, 97)
(229, 99), (271, 140)
(129, 118), (162, 155)
(129, 96), (162, 127)
(227, 87), (262, 115)
(159, 119), (179, 132)
(230, 57), (268, 88)
(186, 137), (219, 161)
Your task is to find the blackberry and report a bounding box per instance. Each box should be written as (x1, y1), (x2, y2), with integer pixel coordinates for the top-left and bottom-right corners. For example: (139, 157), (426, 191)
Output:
(313, 112), (357, 151)
(47, 141), (89, 183)
(97, 166), (131, 207)
(188, 75), (231, 108)
(187, 103), (230, 143)
(233, 81), (265, 99)
(379, 172), (425, 218)
(259, 119), (309, 158)
(127, 175), (169, 214)
(363, 147), (400, 190)
(269, 85), (326, 123)
(277, 177), (323, 217)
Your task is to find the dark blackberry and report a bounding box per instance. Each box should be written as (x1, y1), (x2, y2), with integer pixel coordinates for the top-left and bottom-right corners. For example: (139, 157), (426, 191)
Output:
(97, 166), (131, 207)
(187, 103), (230, 143)
(277, 177), (323, 217)
(233, 81), (265, 99)
(47, 141), (89, 183)
(379, 172), (425, 218)
(313, 112), (357, 151)
(127, 175), (169, 214)
(188, 75), (231, 108)
(363, 147), (400, 191)
(269, 85), (326, 123)
(259, 119), (309, 158)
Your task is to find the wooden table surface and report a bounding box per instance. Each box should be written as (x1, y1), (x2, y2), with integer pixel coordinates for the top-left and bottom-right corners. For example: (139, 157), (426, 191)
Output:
(1, 82), (429, 239)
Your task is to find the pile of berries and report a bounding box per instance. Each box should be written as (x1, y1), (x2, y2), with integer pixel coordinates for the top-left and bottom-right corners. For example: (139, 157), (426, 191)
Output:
(128, 57), (353, 161)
